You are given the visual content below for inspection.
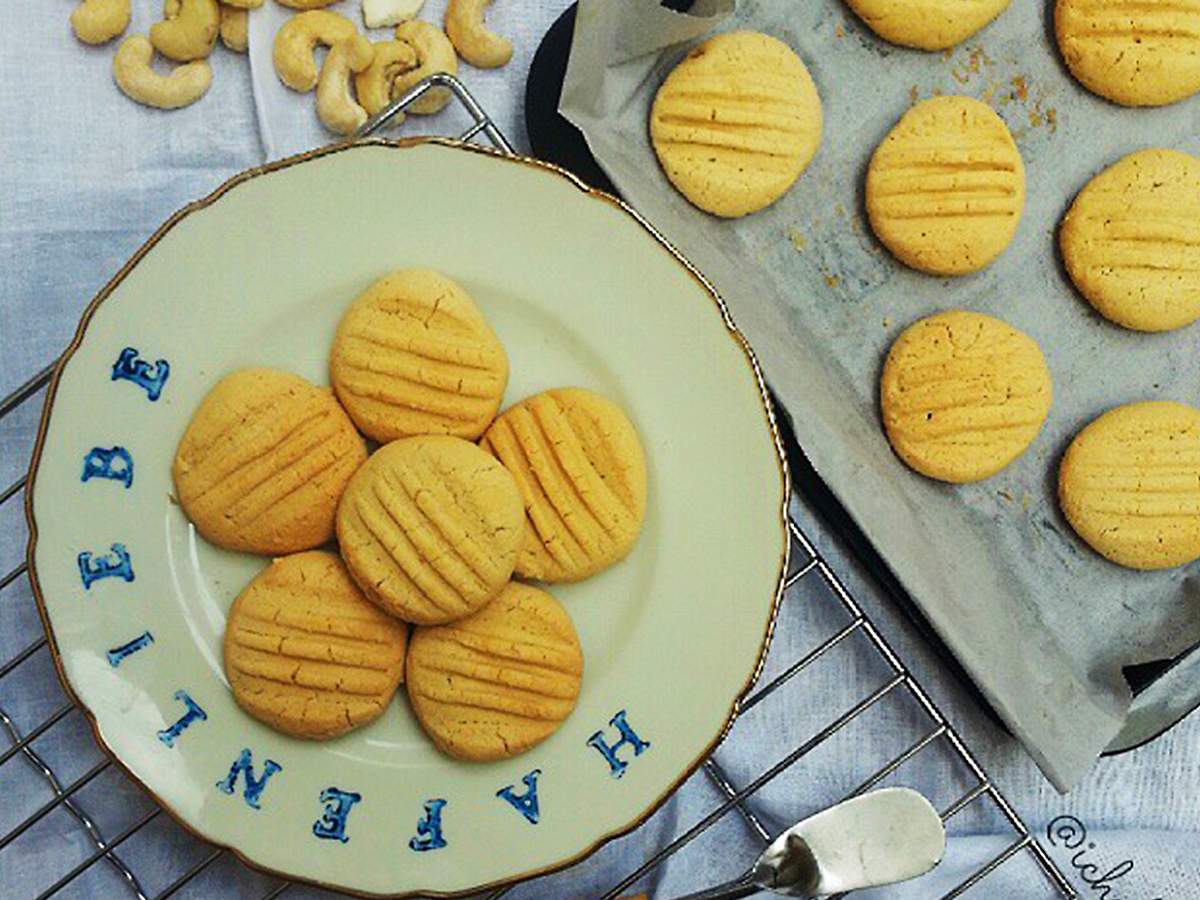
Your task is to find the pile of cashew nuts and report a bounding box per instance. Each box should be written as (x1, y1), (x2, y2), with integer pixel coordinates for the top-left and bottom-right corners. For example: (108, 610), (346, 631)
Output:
(69, 0), (512, 128)
(274, 0), (511, 136)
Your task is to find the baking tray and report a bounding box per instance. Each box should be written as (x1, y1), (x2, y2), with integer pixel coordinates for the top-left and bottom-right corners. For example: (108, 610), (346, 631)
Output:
(556, 0), (1200, 790)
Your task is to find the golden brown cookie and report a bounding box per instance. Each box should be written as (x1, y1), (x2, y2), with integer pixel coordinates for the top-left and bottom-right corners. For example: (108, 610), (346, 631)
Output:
(1060, 149), (1200, 333)
(649, 31), (823, 218)
(1059, 401), (1200, 570)
(224, 551), (408, 739)
(173, 368), (367, 555)
(844, 0), (1012, 50)
(881, 311), (1053, 483)
(480, 388), (648, 582)
(330, 269), (509, 443)
(405, 582), (583, 761)
(1055, 0), (1200, 107)
(336, 436), (524, 624)
(866, 96), (1025, 276)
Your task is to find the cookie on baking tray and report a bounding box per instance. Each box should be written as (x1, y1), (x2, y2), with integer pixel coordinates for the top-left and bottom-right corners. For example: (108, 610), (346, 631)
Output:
(1055, 0), (1200, 107)
(336, 435), (525, 625)
(406, 581), (584, 761)
(881, 311), (1052, 483)
(1059, 401), (1200, 570)
(330, 268), (509, 443)
(480, 387), (648, 583)
(1060, 148), (1200, 333)
(649, 30), (823, 218)
(173, 367), (367, 555)
(224, 551), (408, 740)
(843, 0), (1012, 50)
(866, 96), (1025, 276)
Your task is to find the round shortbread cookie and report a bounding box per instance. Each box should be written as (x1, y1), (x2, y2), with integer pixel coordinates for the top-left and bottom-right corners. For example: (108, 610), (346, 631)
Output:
(649, 31), (823, 218)
(480, 388), (648, 583)
(406, 582), (583, 761)
(224, 551), (408, 739)
(336, 436), (525, 625)
(866, 96), (1025, 276)
(881, 311), (1053, 483)
(1059, 401), (1200, 570)
(330, 269), (509, 443)
(173, 368), (367, 555)
(844, 0), (1012, 50)
(1055, 0), (1200, 107)
(1060, 148), (1200, 333)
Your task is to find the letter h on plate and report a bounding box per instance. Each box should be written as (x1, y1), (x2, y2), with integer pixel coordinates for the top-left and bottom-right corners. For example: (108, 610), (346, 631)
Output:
(587, 710), (650, 779)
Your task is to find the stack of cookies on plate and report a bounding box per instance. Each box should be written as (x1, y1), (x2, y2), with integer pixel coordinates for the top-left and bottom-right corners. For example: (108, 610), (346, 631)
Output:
(172, 268), (647, 760)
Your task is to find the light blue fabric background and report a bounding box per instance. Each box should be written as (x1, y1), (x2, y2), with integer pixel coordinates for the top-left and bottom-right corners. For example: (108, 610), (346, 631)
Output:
(0, 2), (1196, 897)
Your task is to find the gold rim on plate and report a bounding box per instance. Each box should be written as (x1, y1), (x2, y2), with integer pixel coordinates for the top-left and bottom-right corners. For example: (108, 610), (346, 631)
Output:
(24, 137), (791, 898)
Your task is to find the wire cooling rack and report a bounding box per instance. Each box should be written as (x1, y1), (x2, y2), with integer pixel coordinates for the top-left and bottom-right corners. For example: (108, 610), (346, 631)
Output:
(0, 76), (1076, 900)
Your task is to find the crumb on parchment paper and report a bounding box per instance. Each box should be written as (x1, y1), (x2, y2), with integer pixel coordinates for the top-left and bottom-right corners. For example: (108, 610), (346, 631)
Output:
(882, 316), (892, 328)
(823, 273), (840, 289)
(950, 45), (992, 84)
(835, 23), (845, 38)
(788, 229), (807, 251)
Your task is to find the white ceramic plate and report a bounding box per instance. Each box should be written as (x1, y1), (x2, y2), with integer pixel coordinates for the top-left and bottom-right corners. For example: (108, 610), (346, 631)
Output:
(26, 141), (788, 897)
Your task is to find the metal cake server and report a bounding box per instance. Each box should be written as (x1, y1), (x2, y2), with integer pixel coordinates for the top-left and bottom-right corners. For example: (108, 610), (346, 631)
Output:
(672, 787), (946, 899)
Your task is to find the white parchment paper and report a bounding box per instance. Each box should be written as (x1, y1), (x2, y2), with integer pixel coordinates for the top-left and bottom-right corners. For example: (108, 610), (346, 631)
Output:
(561, 0), (1200, 791)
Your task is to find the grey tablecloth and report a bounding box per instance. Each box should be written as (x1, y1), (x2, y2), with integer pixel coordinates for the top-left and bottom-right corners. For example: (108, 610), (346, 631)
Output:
(0, 2), (1196, 897)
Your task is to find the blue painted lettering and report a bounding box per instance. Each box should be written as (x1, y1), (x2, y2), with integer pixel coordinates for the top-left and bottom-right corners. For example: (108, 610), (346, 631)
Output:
(78, 543), (134, 589)
(586, 710), (650, 779)
(81, 447), (133, 488)
(156, 690), (207, 748)
(216, 748), (282, 810)
(313, 788), (361, 842)
(106, 631), (154, 667)
(408, 799), (447, 852)
(496, 770), (541, 825)
(111, 347), (169, 401)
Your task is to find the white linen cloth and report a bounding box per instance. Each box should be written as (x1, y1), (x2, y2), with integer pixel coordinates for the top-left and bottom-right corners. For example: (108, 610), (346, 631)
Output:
(0, 2), (1196, 897)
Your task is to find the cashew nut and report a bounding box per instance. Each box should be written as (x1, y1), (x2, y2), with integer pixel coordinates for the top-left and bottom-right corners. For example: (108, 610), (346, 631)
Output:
(150, 0), (220, 62)
(316, 35), (375, 135)
(220, 0), (261, 7)
(70, 0), (131, 45)
(444, 0), (511, 69)
(113, 34), (212, 109)
(275, 0), (340, 8)
(219, 4), (248, 52)
(362, 0), (424, 29)
(392, 21), (457, 114)
(354, 41), (419, 120)
(273, 10), (357, 92)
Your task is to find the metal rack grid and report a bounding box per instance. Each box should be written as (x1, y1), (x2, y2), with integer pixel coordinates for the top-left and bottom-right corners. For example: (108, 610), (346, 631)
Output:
(0, 77), (1075, 900)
